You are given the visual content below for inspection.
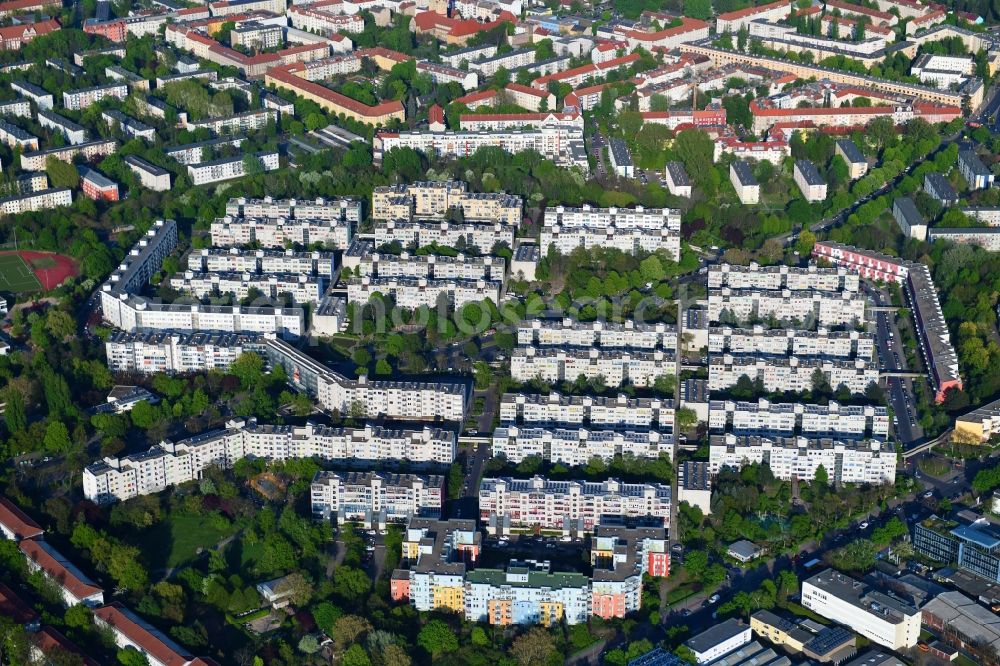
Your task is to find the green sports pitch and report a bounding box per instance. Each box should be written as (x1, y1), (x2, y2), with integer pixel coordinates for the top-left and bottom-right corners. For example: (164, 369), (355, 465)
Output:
(0, 253), (41, 292)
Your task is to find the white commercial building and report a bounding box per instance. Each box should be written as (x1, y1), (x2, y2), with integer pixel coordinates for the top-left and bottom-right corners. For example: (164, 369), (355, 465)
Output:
(84, 419), (458, 504)
(478, 475), (671, 533)
(492, 426), (671, 465)
(311, 471), (444, 526)
(540, 205), (681, 259)
(709, 433), (897, 484)
(802, 569), (920, 650)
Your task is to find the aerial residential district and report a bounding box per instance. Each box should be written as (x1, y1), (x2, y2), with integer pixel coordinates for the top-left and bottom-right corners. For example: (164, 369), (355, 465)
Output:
(7, 1), (1000, 666)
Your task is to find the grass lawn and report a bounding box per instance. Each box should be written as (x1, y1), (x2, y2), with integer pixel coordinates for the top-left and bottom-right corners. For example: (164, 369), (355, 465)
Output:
(142, 514), (239, 570)
(0, 253), (41, 292)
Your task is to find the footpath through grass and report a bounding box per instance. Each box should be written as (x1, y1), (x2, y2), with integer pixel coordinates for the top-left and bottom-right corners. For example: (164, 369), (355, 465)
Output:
(140, 513), (239, 570)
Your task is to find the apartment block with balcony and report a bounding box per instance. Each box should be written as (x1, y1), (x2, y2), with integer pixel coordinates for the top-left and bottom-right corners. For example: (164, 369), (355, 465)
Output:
(709, 433), (896, 484)
(499, 392), (675, 430)
(491, 426), (671, 466)
(310, 471), (444, 527)
(511, 346), (676, 387)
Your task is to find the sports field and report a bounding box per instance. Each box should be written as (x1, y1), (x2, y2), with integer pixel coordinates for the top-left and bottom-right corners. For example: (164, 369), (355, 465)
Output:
(0, 253), (41, 292)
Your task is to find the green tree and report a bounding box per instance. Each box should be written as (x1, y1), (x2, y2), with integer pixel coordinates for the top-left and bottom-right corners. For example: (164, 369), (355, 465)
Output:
(342, 644), (371, 666)
(814, 464), (829, 486)
(230, 352), (265, 389)
(375, 359), (392, 376)
(117, 647), (151, 666)
(43, 420), (72, 453)
(417, 620), (459, 657)
(5, 389), (26, 434)
(334, 566), (371, 602)
(683, 0), (711, 19)
(45, 157), (79, 189)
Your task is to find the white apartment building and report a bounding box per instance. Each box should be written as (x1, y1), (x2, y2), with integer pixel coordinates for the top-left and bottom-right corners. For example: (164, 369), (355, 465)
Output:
(0, 99), (32, 118)
(311, 471), (444, 526)
(211, 215), (353, 250)
(62, 83), (127, 110)
(228, 195), (363, 224)
(288, 5), (365, 35)
(802, 570), (920, 650)
(664, 161), (692, 198)
(184, 109), (277, 134)
(265, 338), (467, 421)
(37, 110), (87, 145)
(101, 296), (305, 340)
(356, 251), (505, 282)
(0, 187), (72, 216)
(540, 205), (682, 259)
(16, 172), (49, 194)
(709, 433), (897, 485)
(372, 181), (522, 225)
(187, 152), (280, 186)
(716, 0), (791, 33)
(312, 294), (348, 336)
(500, 392), (675, 430)
(730, 160), (760, 204)
(512, 346), (676, 387)
(709, 263), (860, 292)
(910, 53), (974, 89)
(959, 149), (994, 190)
(0, 120), (38, 150)
(458, 111), (584, 132)
(374, 219), (515, 252)
(708, 399), (890, 439)
(454, 0), (522, 19)
(375, 125), (589, 172)
(517, 318), (677, 351)
(11, 81), (53, 110)
(479, 475), (671, 532)
(709, 289), (866, 328)
(709, 355), (879, 394)
(168, 271), (325, 305)
(440, 43), (499, 67)
(124, 155), (171, 191)
(231, 21), (283, 50)
(103, 110), (157, 141)
(469, 48), (536, 78)
(348, 275), (502, 309)
(417, 61), (478, 90)
(99, 218), (178, 308)
(165, 136), (245, 165)
(105, 330), (267, 374)
(794, 159), (828, 202)
(492, 426), (671, 465)
(708, 326), (874, 359)
(84, 419), (458, 504)
(189, 247), (337, 277)
(18, 539), (104, 608)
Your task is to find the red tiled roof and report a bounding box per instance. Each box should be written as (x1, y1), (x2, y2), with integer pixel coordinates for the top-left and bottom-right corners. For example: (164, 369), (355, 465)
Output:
(356, 46), (411, 64)
(825, 0), (894, 21)
(18, 539), (103, 602)
(453, 88), (498, 105)
(0, 18), (59, 41)
(32, 627), (100, 666)
(622, 17), (709, 41)
(413, 10), (516, 38)
(428, 103), (445, 124)
(0, 582), (37, 624)
(0, 497), (43, 540)
(532, 53), (639, 87)
(717, 0), (789, 21)
(912, 9), (945, 23)
(461, 112), (578, 122)
(505, 82), (546, 97)
(266, 65), (405, 118)
(0, 0), (59, 13)
(94, 603), (193, 666)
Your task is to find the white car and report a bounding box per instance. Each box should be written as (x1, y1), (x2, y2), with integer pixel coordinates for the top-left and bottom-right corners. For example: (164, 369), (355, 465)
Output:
(707, 594), (720, 604)
(859, 522), (869, 530)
